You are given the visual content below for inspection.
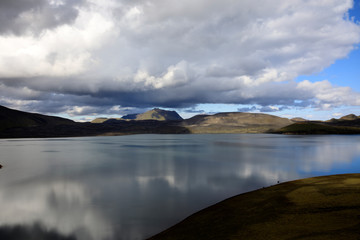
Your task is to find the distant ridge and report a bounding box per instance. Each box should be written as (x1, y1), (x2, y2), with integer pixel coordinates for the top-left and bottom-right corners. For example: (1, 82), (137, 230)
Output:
(340, 114), (359, 121)
(326, 114), (360, 123)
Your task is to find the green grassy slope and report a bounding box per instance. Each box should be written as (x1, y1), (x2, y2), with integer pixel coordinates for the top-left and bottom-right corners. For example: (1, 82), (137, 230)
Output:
(149, 174), (360, 240)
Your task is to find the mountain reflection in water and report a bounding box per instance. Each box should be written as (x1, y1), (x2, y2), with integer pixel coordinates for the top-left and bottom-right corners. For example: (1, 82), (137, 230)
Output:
(1, 134), (360, 240)
(0, 223), (76, 240)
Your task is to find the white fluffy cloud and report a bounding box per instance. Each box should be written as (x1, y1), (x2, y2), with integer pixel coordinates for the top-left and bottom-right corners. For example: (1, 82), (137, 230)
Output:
(0, 6), (114, 78)
(297, 80), (360, 109)
(0, 0), (359, 116)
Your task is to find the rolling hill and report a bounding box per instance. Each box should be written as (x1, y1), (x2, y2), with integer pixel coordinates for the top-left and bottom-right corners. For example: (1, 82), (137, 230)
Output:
(180, 112), (294, 133)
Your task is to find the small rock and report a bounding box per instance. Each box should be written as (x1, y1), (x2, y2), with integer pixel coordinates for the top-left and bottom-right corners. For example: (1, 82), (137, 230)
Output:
(0, 164), (3, 168)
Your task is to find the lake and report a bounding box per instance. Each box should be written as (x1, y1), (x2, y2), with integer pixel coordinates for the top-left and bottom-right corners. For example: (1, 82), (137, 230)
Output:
(1, 134), (360, 239)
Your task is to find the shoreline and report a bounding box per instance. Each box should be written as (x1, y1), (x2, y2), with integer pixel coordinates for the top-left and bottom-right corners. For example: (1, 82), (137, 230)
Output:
(2, 131), (360, 140)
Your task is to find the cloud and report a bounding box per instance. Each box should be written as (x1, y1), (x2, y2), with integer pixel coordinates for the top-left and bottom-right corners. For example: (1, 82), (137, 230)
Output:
(65, 105), (149, 117)
(332, 112), (343, 118)
(238, 106), (258, 112)
(297, 80), (360, 109)
(0, 2), (115, 79)
(0, 0), (360, 117)
(0, 0), (82, 36)
(183, 109), (206, 114)
(238, 105), (289, 113)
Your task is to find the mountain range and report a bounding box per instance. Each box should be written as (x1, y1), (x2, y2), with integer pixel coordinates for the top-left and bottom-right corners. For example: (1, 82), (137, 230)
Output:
(1, 105), (360, 138)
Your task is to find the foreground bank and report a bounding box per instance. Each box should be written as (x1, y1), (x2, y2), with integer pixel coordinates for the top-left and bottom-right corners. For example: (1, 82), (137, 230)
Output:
(149, 174), (360, 240)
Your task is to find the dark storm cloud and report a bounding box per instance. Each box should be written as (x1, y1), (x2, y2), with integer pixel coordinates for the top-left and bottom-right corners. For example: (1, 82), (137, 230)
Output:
(0, 0), (81, 35)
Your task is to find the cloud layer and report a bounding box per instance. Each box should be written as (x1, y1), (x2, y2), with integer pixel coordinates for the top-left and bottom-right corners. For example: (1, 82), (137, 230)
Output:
(0, 0), (360, 117)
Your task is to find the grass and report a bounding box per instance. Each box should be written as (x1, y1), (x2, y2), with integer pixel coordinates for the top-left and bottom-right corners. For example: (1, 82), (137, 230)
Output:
(148, 174), (360, 240)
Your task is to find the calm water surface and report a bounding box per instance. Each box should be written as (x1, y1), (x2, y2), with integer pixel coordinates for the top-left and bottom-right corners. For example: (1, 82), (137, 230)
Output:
(1, 134), (360, 239)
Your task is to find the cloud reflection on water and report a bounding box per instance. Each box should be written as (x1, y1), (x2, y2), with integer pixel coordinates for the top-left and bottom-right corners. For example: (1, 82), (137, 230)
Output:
(0, 179), (111, 240)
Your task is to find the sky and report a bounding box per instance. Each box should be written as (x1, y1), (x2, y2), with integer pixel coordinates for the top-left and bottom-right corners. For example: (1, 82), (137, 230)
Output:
(0, 0), (360, 121)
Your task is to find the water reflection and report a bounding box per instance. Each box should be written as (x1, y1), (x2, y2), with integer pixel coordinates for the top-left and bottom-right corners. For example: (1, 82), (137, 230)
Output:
(0, 134), (360, 239)
(0, 223), (76, 240)
(0, 179), (111, 240)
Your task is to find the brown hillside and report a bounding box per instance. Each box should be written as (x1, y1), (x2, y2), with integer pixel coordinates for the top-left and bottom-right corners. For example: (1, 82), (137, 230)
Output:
(182, 112), (293, 133)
